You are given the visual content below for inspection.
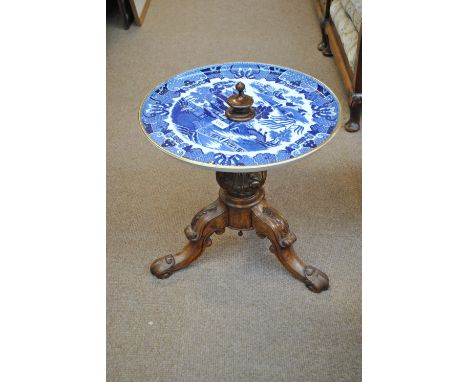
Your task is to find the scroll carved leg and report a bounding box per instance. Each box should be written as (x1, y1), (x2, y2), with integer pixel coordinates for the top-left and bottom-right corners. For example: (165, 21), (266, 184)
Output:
(252, 200), (329, 293)
(150, 200), (228, 279)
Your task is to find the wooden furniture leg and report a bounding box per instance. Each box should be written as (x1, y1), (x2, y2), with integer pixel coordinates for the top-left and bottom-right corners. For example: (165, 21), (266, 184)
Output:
(317, 0), (333, 57)
(345, 39), (362, 132)
(315, 0), (362, 132)
(115, 0), (134, 29)
(150, 199), (228, 279)
(150, 171), (329, 293)
(344, 93), (362, 132)
(252, 200), (329, 293)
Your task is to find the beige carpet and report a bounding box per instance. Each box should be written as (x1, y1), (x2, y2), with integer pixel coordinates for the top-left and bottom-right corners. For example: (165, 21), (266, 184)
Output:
(107, 0), (361, 381)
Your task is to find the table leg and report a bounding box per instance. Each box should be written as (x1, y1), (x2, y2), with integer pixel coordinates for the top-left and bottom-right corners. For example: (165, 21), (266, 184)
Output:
(150, 199), (228, 279)
(252, 200), (329, 293)
(150, 171), (329, 293)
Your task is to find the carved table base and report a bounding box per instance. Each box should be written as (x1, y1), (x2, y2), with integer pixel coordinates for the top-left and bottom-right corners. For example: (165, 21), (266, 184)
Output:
(150, 171), (329, 293)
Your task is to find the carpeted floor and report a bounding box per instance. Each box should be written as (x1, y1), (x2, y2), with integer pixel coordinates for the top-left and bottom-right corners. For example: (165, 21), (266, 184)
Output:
(107, 1), (361, 381)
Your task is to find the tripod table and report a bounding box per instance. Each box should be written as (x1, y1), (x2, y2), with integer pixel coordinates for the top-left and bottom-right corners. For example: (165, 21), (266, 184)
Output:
(139, 62), (340, 293)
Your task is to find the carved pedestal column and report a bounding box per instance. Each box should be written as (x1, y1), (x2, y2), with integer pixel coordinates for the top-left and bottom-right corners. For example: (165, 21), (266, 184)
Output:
(150, 171), (329, 293)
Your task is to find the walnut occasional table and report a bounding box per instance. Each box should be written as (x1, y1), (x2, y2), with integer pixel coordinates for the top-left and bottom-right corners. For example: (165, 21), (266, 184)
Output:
(139, 62), (341, 293)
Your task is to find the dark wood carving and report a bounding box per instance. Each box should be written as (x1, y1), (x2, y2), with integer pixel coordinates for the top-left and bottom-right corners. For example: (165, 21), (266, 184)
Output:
(252, 200), (329, 293)
(184, 202), (219, 242)
(150, 171), (329, 293)
(216, 171), (266, 197)
(261, 207), (297, 249)
(150, 200), (228, 279)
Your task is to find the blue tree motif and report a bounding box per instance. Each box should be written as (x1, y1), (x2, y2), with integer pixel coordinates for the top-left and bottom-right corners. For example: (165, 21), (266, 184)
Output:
(256, 105), (273, 120)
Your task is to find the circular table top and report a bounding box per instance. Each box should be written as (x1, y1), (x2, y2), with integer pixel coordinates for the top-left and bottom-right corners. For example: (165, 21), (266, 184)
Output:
(139, 62), (341, 172)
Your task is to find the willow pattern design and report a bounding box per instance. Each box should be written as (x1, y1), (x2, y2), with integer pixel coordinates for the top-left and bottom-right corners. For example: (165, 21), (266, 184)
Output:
(139, 62), (340, 170)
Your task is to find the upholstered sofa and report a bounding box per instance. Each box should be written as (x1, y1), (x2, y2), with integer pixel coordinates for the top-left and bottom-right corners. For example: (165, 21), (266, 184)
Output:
(315, 0), (362, 132)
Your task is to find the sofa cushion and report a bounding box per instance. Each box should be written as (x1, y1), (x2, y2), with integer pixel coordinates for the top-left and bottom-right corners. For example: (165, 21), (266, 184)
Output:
(330, 0), (359, 71)
(319, 0), (362, 30)
(340, 0), (361, 31)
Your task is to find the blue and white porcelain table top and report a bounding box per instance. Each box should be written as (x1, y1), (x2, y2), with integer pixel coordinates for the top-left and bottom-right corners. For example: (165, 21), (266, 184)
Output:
(139, 62), (341, 172)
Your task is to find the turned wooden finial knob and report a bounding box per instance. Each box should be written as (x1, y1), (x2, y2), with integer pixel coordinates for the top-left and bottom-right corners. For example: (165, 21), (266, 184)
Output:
(225, 82), (255, 122)
(236, 82), (245, 94)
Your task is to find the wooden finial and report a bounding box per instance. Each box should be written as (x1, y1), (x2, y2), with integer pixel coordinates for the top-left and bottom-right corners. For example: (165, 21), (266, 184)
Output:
(225, 82), (255, 122)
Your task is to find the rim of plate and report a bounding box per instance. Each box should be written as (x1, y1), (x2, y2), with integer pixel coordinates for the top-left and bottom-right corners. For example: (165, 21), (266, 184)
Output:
(138, 61), (342, 172)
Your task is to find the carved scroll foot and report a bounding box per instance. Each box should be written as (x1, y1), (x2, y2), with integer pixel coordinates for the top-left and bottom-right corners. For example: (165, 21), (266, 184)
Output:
(150, 200), (228, 279)
(150, 254), (176, 279)
(304, 265), (329, 293)
(252, 200), (329, 293)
